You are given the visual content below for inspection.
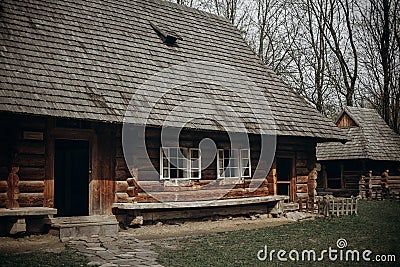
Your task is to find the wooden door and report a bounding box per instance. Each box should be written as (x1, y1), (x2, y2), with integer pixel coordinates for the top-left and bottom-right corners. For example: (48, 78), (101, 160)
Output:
(276, 157), (295, 202)
(54, 139), (89, 216)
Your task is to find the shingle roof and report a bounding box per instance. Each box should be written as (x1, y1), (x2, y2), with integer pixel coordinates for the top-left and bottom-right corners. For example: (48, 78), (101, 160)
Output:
(317, 107), (400, 161)
(0, 0), (344, 139)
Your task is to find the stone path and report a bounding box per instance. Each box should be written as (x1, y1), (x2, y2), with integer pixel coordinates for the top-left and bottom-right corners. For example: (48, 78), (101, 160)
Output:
(67, 232), (163, 267)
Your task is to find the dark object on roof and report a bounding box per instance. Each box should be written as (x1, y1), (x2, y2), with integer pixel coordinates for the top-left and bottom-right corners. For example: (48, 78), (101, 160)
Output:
(0, 0), (343, 140)
(150, 22), (182, 45)
(317, 107), (400, 162)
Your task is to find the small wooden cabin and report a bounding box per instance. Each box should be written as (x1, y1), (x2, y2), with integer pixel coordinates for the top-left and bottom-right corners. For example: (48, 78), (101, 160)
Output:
(0, 0), (344, 234)
(317, 107), (400, 196)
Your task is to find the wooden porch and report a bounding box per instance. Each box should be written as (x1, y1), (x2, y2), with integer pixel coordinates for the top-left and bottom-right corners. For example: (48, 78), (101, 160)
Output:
(113, 195), (288, 225)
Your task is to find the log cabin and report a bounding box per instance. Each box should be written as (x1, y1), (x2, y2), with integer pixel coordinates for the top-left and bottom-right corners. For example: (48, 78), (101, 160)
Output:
(317, 107), (400, 196)
(0, 0), (345, 235)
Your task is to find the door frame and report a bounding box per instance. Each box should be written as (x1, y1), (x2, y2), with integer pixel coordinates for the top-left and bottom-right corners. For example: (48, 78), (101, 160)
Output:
(44, 122), (97, 215)
(275, 154), (296, 202)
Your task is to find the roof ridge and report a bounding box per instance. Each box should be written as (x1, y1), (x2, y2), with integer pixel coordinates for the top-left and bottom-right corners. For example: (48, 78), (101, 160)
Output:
(147, 0), (230, 23)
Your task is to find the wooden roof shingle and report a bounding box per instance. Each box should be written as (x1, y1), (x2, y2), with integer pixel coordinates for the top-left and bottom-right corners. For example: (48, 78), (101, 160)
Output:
(317, 107), (400, 162)
(0, 0), (344, 139)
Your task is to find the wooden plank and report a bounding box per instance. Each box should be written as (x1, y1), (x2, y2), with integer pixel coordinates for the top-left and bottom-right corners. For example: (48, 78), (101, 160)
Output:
(115, 170), (129, 181)
(297, 176), (308, 183)
(17, 154), (45, 167)
(44, 120), (54, 208)
(296, 184), (308, 193)
(93, 125), (116, 215)
(19, 181), (45, 193)
(17, 142), (45, 155)
(116, 181), (129, 193)
(19, 193), (44, 207)
(18, 117), (46, 129)
(0, 192), (6, 208)
(18, 167), (45, 180)
(0, 181), (7, 193)
(115, 193), (131, 203)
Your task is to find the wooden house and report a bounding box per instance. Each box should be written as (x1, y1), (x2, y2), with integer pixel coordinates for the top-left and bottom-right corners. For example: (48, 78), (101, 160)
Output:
(0, 0), (344, 235)
(317, 107), (400, 196)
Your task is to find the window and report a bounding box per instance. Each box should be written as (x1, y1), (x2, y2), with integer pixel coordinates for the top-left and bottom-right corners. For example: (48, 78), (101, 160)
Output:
(217, 149), (251, 178)
(160, 147), (201, 180)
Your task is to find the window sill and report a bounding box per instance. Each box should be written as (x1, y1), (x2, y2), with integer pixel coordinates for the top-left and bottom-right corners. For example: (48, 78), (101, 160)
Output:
(217, 177), (245, 185)
(162, 179), (196, 187)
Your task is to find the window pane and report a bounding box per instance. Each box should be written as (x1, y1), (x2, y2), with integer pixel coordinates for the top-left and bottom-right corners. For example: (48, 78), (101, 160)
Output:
(163, 168), (169, 178)
(241, 158), (249, 168)
(178, 159), (184, 168)
(163, 148), (169, 157)
(163, 158), (169, 167)
(191, 150), (199, 158)
(231, 149), (239, 159)
(243, 167), (250, 177)
(170, 148), (178, 157)
(224, 159), (229, 167)
(192, 171), (199, 178)
(192, 160), (199, 169)
(230, 158), (238, 168)
(170, 169), (178, 178)
(224, 150), (230, 157)
(170, 157), (178, 168)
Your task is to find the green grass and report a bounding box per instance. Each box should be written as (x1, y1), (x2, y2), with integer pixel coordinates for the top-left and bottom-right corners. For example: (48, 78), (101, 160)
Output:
(0, 248), (89, 267)
(155, 200), (400, 266)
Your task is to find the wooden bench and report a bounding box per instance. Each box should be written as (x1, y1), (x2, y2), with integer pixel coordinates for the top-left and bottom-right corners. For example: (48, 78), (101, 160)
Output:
(0, 207), (57, 235)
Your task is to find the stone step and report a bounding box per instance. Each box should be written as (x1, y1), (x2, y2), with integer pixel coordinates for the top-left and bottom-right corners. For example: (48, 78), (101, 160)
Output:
(283, 202), (299, 212)
(48, 215), (119, 241)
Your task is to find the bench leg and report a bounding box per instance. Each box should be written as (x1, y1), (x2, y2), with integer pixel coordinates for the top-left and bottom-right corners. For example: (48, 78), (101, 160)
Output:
(8, 218), (26, 235)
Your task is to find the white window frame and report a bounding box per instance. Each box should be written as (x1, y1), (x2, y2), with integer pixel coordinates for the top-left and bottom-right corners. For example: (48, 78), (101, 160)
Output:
(160, 147), (201, 180)
(217, 148), (251, 179)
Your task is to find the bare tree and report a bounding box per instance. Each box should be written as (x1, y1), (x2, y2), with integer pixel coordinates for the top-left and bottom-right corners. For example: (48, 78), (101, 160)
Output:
(359, 0), (400, 132)
(321, 0), (359, 106)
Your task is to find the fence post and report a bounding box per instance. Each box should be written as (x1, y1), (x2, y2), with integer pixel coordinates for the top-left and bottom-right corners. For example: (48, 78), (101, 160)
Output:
(359, 176), (366, 199)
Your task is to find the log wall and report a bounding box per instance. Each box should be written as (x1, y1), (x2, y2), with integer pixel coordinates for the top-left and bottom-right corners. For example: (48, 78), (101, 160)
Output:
(320, 159), (400, 197)
(115, 128), (318, 203)
(14, 117), (46, 207)
(276, 136), (316, 200)
(0, 113), (118, 215)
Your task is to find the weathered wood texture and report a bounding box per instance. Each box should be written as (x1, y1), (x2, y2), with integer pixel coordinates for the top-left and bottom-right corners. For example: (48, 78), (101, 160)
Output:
(320, 159), (399, 197)
(277, 136), (317, 199)
(337, 113), (357, 128)
(6, 166), (19, 208)
(0, 115), (47, 208)
(359, 171), (400, 200)
(90, 124), (117, 215)
(115, 128), (318, 203)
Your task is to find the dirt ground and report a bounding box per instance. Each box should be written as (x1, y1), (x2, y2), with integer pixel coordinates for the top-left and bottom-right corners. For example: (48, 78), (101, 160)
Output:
(0, 215), (293, 254)
(127, 214), (293, 240)
(0, 234), (64, 254)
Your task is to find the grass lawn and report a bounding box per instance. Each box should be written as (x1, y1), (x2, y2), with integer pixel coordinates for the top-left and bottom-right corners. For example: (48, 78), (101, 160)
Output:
(0, 248), (89, 267)
(155, 200), (400, 266)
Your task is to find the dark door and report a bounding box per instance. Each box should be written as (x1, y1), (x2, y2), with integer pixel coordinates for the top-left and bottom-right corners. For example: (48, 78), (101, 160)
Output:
(276, 157), (294, 201)
(54, 139), (89, 217)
